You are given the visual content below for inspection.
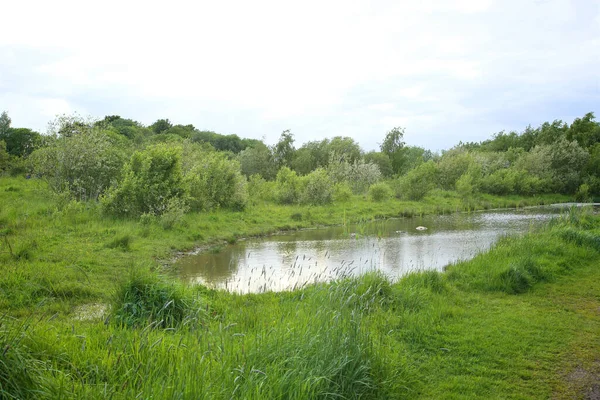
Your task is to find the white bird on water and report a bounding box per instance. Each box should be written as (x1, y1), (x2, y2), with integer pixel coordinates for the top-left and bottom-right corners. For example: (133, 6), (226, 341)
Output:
(415, 226), (427, 231)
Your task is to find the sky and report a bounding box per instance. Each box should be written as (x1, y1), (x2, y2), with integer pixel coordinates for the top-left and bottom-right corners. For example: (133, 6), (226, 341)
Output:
(0, 0), (599, 152)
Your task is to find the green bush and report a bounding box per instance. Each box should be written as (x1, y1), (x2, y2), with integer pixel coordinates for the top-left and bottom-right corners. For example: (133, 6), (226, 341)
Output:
(29, 126), (125, 200)
(300, 168), (333, 205)
(575, 183), (591, 202)
(102, 143), (186, 218)
(185, 152), (247, 211)
(247, 174), (276, 204)
(368, 182), (392, 202)
(395, 161), (438, 200)
(333, 182), (353, 202)
(275, 167), (301, 204)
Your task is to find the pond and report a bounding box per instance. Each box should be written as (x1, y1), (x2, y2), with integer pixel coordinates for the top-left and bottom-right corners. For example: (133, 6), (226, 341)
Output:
(174, 205), (590, 293)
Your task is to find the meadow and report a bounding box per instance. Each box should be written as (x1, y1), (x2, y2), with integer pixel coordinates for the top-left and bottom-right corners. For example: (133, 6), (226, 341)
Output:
(1, 176), (598, 399)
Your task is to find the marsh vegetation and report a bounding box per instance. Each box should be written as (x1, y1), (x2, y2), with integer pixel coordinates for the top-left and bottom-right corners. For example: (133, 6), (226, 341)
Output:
(0, 111), (599, 398)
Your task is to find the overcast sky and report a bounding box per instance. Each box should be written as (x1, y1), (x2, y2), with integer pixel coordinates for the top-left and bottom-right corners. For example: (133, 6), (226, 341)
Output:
(1, 0), (598, 151)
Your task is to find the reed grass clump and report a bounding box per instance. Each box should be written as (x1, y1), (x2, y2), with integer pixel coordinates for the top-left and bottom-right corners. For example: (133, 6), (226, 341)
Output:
(105, 234), (132, 251)
(0, 317), (51, 399)
(559, 228), (600, 251)
(498, 258), (548, 294)
(111, 269), (202, 329)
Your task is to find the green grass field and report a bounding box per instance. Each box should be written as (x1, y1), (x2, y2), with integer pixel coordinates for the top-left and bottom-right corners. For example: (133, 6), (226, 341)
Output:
(1, 176), (598, 399)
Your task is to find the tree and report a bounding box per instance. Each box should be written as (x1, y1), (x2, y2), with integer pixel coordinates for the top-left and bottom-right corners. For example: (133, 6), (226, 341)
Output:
(567, 112), (600, 149)
(380, 127), (406, 175)
(150, 119), (173, 134)
(273, 130), (295, 168)
(326, 136), (361, 164)
(364, 152), (393, 177)
(238, 142), (277, 180)
(0, 111), (11, 136)
(3, 128), (41, 157)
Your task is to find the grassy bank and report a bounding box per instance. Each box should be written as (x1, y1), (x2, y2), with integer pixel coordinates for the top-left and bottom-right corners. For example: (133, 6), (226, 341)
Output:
(2, 176), (598, 399)
(0, 176), (569, 314)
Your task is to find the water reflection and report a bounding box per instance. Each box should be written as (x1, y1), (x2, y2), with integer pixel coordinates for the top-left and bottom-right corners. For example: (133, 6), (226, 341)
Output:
(175, 207), (570, 293)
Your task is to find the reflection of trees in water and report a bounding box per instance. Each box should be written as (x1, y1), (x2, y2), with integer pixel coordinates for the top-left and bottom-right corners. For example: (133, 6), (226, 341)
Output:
(178, 244), (246, 283)
(178, 210), (554, 291)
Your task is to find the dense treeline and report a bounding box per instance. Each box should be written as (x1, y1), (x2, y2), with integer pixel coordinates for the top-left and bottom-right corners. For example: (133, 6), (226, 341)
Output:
(0, 110), (598, 221)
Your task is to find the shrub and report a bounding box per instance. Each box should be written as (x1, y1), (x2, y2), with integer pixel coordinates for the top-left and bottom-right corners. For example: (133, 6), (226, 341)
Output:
(29, 125), (125, 200)
(327, 157), (382, 194)
(300, 168), (333, 205)
(160, 197), (189, 230)
(185, 152), (247, 211)
(333, 182), (353, 202)
(368, 182), (392, 202)
(575, 183), (591, 202)
(395, 161), (438, 200)
(247, 174), (276, 204)
(275, 167), (301, 204)
(102, 144), (186, 218)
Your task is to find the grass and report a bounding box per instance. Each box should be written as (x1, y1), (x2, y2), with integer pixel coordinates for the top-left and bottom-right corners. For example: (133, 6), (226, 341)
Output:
(1, 175), (598, 398)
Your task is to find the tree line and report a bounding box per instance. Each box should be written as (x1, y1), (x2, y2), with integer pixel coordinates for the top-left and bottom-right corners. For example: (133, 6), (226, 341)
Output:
(0, 110), (598, 221)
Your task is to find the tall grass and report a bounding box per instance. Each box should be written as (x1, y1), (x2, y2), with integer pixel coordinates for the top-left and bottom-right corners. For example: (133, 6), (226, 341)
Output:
(111, 268), (204, 328)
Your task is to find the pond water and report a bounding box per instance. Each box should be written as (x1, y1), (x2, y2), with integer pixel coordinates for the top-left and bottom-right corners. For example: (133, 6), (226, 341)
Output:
(174, 205), (588, 293)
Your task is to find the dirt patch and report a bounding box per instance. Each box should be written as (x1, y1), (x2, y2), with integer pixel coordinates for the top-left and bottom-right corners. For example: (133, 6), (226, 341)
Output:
(587, 383), (600, 400)
(560, 362), (600, 400)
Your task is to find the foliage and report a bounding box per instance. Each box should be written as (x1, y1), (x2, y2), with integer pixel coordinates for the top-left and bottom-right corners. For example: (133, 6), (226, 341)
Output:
(380, 126), (406, 174)
(185, 152), (248, 211)
(192, 130), (259, 154)
(0, 111), (11, 136)
(327, 156), (382, 194)
(575, 183), (591, 202)
(2, 128), (41, 157)
(102, 143), (185, 217)
(299, 168), (333, 205)
(364, 151), (393, 177)
(333, 182), (353, 202)
(437, 149), (474, 190)
(272, 130), (295, 168)
(395, 160), (438, 200)
(290, 146), (316, 175)
(238, 142), (277, 180)
(150, 118), (173, 134)
(368, 182), (392, 202)
(567, 112), (600, 148)
(247, 174), (276, 204)
(29, 124), (125, 200)
(548, 138), (589, 193)
(0, 140), (10, 172)
(327, 136), (362, 164)
(274, 166), (301, 204)
(456, 172), (476, 200)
